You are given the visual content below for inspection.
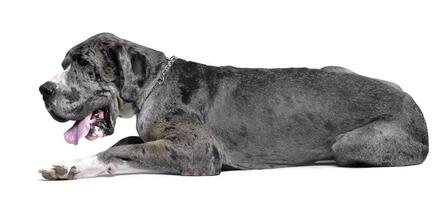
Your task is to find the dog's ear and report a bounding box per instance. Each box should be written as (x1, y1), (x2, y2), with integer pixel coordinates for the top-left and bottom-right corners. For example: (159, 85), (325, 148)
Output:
(99, 43), (166, 102)
(128, 51), (149, 87)
(98, 45), (132, 101)
(100, 45), (122, 83)
(121, 46), (166, 102)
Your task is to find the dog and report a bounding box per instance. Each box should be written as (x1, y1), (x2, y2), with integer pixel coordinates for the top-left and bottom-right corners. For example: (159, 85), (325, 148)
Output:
(39, 33), (428, 180)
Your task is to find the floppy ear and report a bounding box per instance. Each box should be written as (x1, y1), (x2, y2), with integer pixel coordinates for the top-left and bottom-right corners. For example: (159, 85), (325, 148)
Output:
(99, 43), (166, 102)
(100, 46), (122, 83)
(99, 45), (133, 101)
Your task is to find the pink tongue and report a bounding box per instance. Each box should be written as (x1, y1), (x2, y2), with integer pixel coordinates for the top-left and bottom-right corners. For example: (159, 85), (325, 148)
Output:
(64, 114), (92, 145)
(64, 110), (105, 145)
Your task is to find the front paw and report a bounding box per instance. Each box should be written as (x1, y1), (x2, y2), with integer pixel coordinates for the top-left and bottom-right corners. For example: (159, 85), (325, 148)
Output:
(39, 165), (78, 180)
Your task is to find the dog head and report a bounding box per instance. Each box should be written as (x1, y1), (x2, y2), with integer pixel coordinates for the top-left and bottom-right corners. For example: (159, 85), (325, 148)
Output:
(39, 33), (166, 144)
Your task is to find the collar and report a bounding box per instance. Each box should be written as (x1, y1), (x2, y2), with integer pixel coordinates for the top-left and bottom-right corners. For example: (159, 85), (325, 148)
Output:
(139, 55), (177, 106)
(156, 55), (176, 86)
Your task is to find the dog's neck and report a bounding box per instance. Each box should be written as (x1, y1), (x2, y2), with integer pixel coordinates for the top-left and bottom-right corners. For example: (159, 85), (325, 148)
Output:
(117, 45), (175, 116)
(135, 56), (176, 111)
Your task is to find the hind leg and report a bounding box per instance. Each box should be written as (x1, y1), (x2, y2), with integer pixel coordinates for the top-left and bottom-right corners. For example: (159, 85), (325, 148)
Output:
(332, 119), (428, 167)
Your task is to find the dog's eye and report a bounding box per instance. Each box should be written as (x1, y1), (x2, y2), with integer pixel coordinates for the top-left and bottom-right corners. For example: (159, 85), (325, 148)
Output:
(76, 57), (89, 66)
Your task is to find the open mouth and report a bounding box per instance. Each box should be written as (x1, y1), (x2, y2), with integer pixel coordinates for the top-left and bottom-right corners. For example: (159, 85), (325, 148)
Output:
(64, 107), (113, 145)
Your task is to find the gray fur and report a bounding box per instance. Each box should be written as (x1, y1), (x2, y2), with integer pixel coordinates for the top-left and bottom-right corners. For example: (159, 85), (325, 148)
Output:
(39, 33), (429, 178)
(322, 66), (357, 74)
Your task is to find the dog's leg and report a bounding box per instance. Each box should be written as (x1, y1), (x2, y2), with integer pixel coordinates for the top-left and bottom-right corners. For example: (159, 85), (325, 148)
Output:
(97, 134), (223, 176)
(111, 136), (144, 147)
(39, 136), (147, 180)
(40, 130), (223, 180)
(332, 119), (428, 167)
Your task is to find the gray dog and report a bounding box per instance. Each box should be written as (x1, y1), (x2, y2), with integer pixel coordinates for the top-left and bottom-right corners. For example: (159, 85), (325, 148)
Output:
(39, 33), (428, 180)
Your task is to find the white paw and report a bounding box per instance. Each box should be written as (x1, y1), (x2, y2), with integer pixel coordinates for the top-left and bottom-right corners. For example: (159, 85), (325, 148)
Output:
(39, 156), (147, 180)
(39, 165), (78, 180)
(39, 156), (110, 180)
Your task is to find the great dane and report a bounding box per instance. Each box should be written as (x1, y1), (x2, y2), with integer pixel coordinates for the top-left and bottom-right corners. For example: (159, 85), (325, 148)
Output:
(39, 33), (428, 180)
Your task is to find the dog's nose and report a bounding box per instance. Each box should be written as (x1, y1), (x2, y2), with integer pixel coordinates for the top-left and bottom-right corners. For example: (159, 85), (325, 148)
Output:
(39, 81), (57, 98)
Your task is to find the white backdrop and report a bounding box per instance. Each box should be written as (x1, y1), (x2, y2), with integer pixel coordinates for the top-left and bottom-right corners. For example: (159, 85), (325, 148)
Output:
(0, 0), (435, 199)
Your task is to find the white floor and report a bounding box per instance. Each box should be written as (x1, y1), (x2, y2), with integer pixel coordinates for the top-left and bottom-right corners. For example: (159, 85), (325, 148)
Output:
(6, 158), (435, 200)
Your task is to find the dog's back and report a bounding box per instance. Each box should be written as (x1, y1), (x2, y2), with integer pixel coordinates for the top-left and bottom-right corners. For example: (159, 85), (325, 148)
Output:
(172, 60), (427, 169)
